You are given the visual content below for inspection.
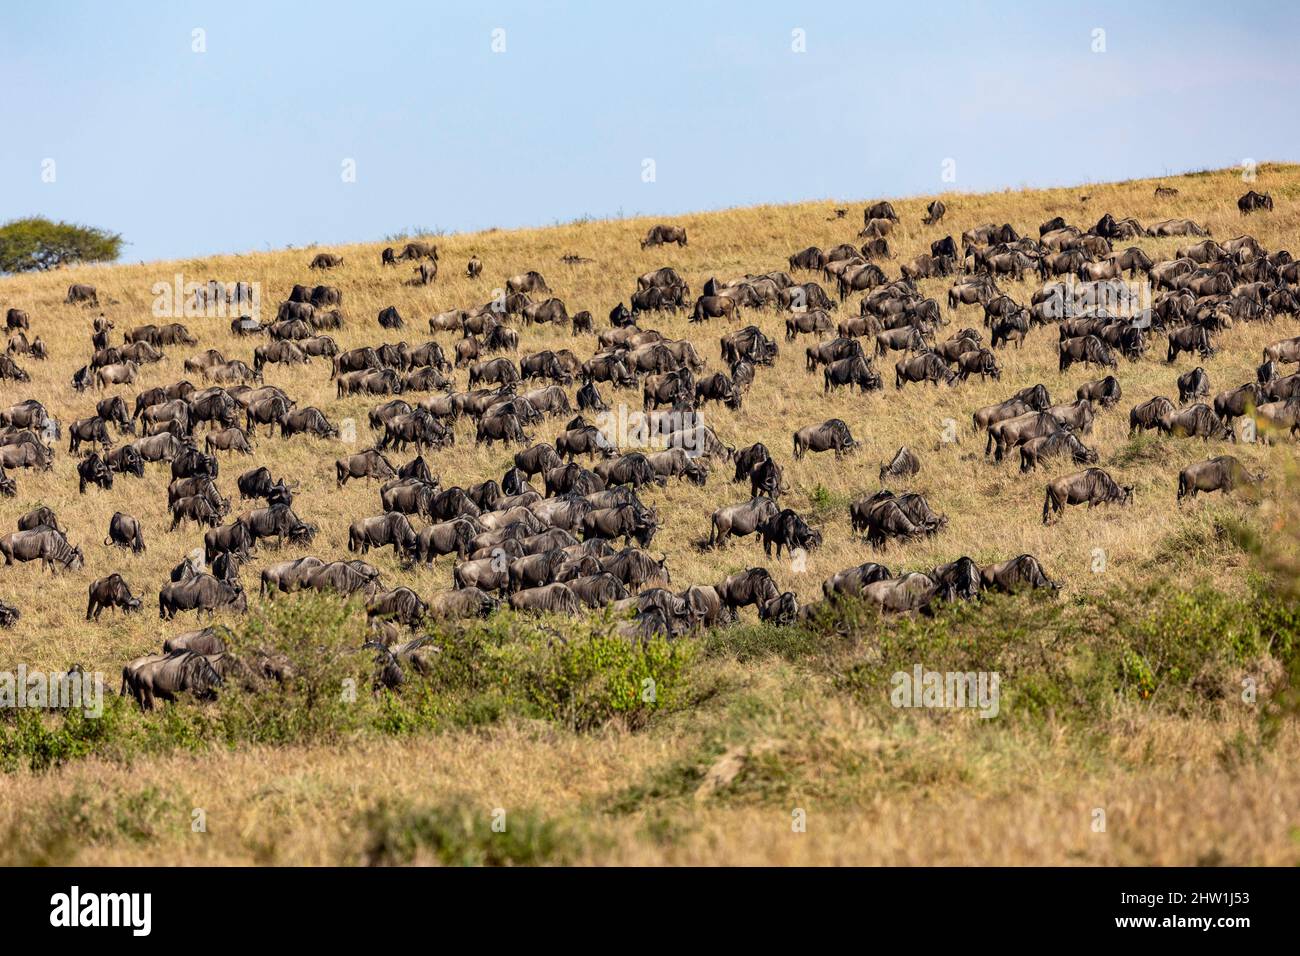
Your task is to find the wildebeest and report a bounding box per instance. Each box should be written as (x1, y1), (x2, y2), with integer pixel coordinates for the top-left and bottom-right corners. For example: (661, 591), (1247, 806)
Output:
(793, 419), (858, 459)
(896, 352), (958, 388)
(981, 555), (1059, 592)
(0, 528), (85, 572)
(105, 511), (147, 553)
(1158, 403), (1233, 441)
(708, 497), (778, 549)
(86, 573), (143, 620)
(66, 284), (99, 306)
(77, 453), (113, 492)
(641, 224), (687, 248)
(349, 512), (418, 558)
(1176, 367), (1210, 404)
(1177, 455), (1263, 502)
(1019, 430), (1098, 473)
(121, 650), (223, 710)
(1077, 375), (1123, 408)
(1237, 190), (1273, 214)
(922, 200), (946, 225)
(1042, 468), (1133, 524)
(757, 508), (822, 558)
(1167, 325), (1215, 363)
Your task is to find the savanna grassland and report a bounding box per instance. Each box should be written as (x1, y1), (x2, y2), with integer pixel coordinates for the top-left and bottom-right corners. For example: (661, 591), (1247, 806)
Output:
(0, 165), (1298, 865)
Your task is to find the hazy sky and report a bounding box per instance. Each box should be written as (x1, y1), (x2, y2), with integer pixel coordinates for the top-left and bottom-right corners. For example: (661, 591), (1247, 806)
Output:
(3, 1), (1297, 263)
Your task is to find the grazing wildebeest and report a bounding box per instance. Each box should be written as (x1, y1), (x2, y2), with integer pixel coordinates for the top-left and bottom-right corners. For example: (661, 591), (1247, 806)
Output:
(1237, 190), (1273, 214)
(121, 650), (223, 710)
(1042, 469), (1133, 524)
(506, 270), (550, 294)
(986, 411), (1063, 462)
(86, 573), (142, 621)
(1213, 383), (1265, 423)
(0, 529), (85, 572)
(1263, 335), (1300, 365)
(1177, 455), (1264, 502)
(1129, 396), (1176, 434)
(1167, 325), (1215, 363)
(1019, 430), (1098, 473)
(66, 284), (99, 306)
(1158, 403), (1233, 441)
(757, 508), (822, 558)
(77, 453), (113, 492)
(67, 415), (113, 453)
(793, 419), (858, 459)
(981, 555), (1059, 592)
(349, 512), (418, 558)
(1077, 375), (1123, 408)
(895, 352), (958, 388)
(18, 506), (62, 533)
(105, 511), (147, 553)
(922, 199), (946, 225)
(1058, 334), (1118, 372)
(159, 574), (248, 619)
(707, 497), (779, 550)
(1147, 218), (1209, 237)
(822, 562), (893, 600)
(641, 224), (687, 248)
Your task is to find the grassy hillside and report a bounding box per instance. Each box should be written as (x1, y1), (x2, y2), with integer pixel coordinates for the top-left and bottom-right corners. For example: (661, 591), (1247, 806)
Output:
(0, 164), (1297, 865)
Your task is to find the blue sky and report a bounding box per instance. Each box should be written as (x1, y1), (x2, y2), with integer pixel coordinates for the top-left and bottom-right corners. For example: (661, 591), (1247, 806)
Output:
(2, 1), (1297, 263)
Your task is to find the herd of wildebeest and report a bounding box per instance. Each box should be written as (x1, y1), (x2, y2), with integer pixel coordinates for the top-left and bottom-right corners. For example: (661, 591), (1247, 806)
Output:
(0, 182), (1296, 710)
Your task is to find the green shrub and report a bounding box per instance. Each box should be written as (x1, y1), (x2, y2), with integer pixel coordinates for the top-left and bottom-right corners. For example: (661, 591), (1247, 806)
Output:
(356, 798), (573, 866)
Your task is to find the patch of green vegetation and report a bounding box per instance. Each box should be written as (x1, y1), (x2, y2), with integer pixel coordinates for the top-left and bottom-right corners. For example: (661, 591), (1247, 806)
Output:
(0, 786), (181, 865)
(356, 798), (576, 866)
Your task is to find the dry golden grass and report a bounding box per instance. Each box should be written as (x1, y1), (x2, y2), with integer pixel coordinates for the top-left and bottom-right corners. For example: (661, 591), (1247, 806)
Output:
(0, 163), (1298, 865)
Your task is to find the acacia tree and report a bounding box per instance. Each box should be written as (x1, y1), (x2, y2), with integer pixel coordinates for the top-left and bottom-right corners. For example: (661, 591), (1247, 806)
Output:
(0, 217), (123, 273)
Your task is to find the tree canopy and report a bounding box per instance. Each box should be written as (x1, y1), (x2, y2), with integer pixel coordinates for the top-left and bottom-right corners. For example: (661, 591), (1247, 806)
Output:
(0, 217), (123, 273)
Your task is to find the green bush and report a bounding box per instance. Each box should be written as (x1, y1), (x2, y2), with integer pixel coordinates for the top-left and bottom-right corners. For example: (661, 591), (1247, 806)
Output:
(356, 798), (574, 866)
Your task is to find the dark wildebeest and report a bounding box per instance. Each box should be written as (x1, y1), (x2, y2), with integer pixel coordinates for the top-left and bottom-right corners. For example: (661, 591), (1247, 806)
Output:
(1213, 383), (1265, 423)
(922, 200), (946, 225)
(1158, 403), (1233, 441)
(121, 651), (223, 710)
(1059, 335), (1118, 372)
(86, 573), (143, 621)
(77, 453), (113, 493)
(641, 224), (688, 248)
(159, 574), (247, 619)
(310, 252), (343, 269)
(1077, 375), (1123, 408)
(981, 555), (1059, 592)
(1129, 396), (1176, 433)
(1237, 190), (1273, 214)
(1177, 456), (1264, 501)
(1167, 325), (1215, 363)
(105, 511), (146, 553)
(824, 355), (881, 393)
(1019, 430), (1098, 473)
(0, 529), (85, 572)
(822, 562), (892, 600)
(879, 446), (921, 483)
(1042, 468), (1133, 524)
(1177, 367), (1210, 404)
(708, 497), (779, 549)
(349, 512), (418, 559)
(895, 352), (958, 388)
(66, 284), (99, 306)
(757, 508), (822, 558)
(793, 419), (859, 459)
(67, 415), (113, 453)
